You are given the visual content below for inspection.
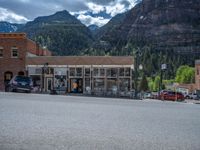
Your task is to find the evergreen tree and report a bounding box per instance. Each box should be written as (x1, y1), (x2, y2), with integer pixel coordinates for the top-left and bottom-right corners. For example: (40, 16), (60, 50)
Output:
(139, 74), (149, 92)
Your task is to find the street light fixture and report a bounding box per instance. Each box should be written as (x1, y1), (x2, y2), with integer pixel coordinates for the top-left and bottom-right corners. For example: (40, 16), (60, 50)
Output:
(159, 63), (167, 92)
(133, 47), (142, 99)
(42, 62), (48, 92)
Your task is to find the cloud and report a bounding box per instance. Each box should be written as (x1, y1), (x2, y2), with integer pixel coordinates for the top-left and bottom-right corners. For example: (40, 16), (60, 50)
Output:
(0, 7), (29, 23)
(73, 0), (137, 26)
(105, 2), (127, 17)
(85, 1), (129, 17)
(87, 2), (105, 14)
(0, 0), (139, 26)
(77, 14), (110, 27)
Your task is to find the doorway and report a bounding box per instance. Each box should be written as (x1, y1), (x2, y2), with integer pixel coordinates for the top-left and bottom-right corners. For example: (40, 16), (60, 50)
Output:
(46, 78), (53, 92)
(4, 71), (13, 91)
(4, 71), (13, 82)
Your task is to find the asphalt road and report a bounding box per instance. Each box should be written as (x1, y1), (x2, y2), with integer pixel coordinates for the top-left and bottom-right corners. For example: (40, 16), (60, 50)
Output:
(0, 92), (200, 150)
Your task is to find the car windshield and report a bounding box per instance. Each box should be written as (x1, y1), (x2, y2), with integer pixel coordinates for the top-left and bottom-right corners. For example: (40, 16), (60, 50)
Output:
(15, 76), (31, 83)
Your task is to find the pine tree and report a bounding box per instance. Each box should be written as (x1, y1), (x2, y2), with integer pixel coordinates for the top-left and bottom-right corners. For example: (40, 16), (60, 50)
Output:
(139, 74), (149, 92)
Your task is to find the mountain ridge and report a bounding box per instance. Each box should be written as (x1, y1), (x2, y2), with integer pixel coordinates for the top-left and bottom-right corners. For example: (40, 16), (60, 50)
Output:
(17, 10), (93, 56)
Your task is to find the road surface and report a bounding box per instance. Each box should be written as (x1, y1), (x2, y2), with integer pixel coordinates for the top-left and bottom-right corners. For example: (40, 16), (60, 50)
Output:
(0, 92), (200, 150)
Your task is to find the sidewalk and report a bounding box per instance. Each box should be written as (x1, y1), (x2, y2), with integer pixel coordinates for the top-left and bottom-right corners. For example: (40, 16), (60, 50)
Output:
(184, 99), (200, 104)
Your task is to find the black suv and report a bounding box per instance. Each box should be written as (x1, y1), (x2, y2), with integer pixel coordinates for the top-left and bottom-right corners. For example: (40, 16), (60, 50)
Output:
(6, 76), (33, 93)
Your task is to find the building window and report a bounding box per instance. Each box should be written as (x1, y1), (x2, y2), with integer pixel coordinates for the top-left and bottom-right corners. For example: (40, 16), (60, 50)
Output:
(0, 49), (3, 58)
(94, 68), (99, 76)
(70, 68), (75, 76)
(94, 78), (105, 93)
(100, 68), (105, 77)
(93, 68), (105, 77)
(111, 68), (117, 77)
(76, 68), (82, 77)
(0, 48), (3, 57)
(119, 79), (130, 92)
(11, 47), (18, 58)
(119, 68), (125, 76)
(85, 68), (90, 77)
(125, 68), (130, 76)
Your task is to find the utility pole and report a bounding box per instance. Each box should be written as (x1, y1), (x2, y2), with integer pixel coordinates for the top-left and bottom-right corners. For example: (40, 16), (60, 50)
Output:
(133, 48), (142, 99)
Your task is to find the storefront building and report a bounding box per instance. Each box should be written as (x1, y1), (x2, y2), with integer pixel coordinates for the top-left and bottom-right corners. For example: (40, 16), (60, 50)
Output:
(195, 60), (200, 90)
(26, 56), (134, 96)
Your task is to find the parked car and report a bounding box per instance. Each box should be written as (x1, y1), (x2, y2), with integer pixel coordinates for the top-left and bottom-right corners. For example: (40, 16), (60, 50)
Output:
(6, 76), (33, 93)
(151, 92), (159, 99)
(143, 92), (152, 99)
(158, 90), (185, 101)
(185, 93), (199, 100)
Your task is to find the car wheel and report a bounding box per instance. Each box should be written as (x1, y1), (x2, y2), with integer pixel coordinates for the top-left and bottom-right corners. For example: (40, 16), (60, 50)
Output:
(9, 87), (14, 92)
(5, 86), (9, 92)
(26, 90), (31, 93)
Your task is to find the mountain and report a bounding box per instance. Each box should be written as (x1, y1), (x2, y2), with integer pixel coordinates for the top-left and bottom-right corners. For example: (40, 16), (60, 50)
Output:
(88, 24), (99, 32)
(91, 0), (200, 77)
(18, 10), (93, 55)
(88, 24), (99, 35)
(0, 21), (24, 33)
(94, 12), (128, 39)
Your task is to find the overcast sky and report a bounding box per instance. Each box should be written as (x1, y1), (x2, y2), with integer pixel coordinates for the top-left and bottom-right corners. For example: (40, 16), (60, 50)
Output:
(0, 0), (138, 27)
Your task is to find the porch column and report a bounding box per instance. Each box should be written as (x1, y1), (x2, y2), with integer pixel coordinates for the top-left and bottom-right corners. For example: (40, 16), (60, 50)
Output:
(130, 68), (133, 90)
(117, 68), (120, 95)
(83, 67), (85, 94)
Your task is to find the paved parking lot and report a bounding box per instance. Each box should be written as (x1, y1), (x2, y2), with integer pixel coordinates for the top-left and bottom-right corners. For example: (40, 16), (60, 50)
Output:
(0, 92), (200, 150)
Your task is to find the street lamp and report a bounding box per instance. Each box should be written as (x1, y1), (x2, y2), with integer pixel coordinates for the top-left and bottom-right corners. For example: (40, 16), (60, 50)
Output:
(133, 47), (142, 99)
(42, 62), (48, 92)
(159, 63), (167, 92)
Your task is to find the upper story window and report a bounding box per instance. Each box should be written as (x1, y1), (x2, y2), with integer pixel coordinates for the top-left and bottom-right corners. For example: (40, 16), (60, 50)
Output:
(0, 46), (3, 58)
(11, 47), (18, 58)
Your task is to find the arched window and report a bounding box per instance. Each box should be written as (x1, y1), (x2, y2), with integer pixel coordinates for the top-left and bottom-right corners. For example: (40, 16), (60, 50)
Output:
(0, 46), (3, 57)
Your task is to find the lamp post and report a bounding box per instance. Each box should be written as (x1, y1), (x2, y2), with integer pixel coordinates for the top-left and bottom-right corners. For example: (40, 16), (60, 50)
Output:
(159, 63), (167, 92)
(133, 47), (142, 99)
(42, 62), (48, 92)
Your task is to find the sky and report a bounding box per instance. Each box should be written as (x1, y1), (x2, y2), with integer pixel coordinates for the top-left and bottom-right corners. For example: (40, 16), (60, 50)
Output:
(0, 0), (138, 27)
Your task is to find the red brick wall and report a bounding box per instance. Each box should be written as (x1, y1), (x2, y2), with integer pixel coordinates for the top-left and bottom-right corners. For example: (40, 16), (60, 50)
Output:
(43, 49), (52, 56)
(195, 63), (200, 90)
(0, 36), (27, 91)
(26, 39), (37, 55)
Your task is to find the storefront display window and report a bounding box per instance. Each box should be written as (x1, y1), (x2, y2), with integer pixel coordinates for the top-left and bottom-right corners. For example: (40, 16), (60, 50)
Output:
(94, 78), (104, 92)
(54, 75), (67, 89)
(85, 68), (90, 77)
(119, 79), (130, 91)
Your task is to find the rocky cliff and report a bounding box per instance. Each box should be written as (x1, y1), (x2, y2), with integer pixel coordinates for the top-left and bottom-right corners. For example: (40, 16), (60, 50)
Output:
(98, 0), (200, 54)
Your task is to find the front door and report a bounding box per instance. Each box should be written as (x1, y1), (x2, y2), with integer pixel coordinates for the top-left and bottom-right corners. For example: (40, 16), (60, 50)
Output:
(46, 78), (53, 92)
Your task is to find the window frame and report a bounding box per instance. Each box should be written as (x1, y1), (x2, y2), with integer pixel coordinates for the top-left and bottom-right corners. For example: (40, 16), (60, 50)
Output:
(0, 48), (3, 58)
(11, 47), (19, 58)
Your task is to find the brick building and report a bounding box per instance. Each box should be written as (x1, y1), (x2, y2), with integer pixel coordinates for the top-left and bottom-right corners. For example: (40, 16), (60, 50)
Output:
(0, 33), (51, 91)
(195, 60), (200, 90)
